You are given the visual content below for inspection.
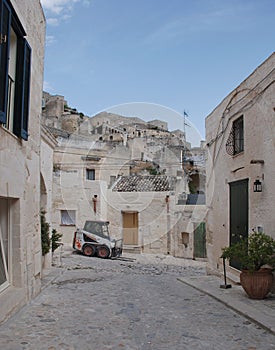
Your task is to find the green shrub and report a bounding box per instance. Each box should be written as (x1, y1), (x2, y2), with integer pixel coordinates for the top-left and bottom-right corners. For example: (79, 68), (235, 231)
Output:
(222, 232), (275, 272)
(41, 211), (51, 256)
(51, 229), (63, 252)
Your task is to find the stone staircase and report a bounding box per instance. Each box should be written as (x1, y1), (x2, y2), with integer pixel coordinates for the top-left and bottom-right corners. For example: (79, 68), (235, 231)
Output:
(122, 245), (142, 254)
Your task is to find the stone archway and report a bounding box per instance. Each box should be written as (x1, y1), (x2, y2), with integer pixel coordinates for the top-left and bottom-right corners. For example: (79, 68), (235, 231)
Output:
(40, 174), (47, 213)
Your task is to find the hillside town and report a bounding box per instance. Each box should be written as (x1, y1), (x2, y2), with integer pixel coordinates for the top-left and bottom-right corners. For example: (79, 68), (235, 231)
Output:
(41, 91), (207, 259)
(0, 0), (274, 348)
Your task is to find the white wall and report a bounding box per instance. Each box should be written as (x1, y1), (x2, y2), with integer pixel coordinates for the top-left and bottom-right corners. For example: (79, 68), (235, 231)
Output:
(0, 0), (45, 323)
(205, 53), (275, 274)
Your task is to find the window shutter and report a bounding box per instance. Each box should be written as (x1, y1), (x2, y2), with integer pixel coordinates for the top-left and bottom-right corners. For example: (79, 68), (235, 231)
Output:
(13, 38), (31, 140)
(0, 0), (11, 124)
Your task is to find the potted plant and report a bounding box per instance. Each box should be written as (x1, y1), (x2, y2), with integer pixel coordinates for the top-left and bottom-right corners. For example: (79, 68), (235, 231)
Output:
(221, 231), (275, 299)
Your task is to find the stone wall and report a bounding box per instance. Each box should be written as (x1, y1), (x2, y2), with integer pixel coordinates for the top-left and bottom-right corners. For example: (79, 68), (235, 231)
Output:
(0, 0), (45, 323)
(205, 53), (275, 276)
(41, 126), (57, 269)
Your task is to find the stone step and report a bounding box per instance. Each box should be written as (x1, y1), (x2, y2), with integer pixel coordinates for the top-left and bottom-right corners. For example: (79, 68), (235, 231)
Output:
(122, 245), (142, 254)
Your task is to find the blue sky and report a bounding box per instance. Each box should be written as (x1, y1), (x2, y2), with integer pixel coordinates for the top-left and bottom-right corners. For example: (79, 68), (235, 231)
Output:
(41, 0), (275, 146)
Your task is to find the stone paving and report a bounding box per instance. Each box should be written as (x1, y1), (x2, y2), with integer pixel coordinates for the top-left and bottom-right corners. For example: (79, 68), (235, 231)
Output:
(0, 250), (274, 350)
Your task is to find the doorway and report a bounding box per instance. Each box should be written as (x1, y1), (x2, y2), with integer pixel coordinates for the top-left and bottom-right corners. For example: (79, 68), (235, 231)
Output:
(193, 222), (206, 258)
(122, 212), (138, 245)
(229, 179), (249, 269)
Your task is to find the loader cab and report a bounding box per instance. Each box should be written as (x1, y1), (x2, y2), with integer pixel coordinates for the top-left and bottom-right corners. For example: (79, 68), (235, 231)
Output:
(83, 220), (110, 240)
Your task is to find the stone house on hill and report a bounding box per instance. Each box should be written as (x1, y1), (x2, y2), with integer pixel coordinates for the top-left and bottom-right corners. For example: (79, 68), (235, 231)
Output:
(42, 98), (207, 258)
(108, 174), (206, 257)
(0, 0), (45, 323)
(50, 135), (131, 242)
(205, 52), (275, 280)
(40, 125), (58, 269)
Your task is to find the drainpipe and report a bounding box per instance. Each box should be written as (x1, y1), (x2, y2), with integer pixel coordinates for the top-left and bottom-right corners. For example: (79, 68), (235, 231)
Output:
(166, 195), (171, 254)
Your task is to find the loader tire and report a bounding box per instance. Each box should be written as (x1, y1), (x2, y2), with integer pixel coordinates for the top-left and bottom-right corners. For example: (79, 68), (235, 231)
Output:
(83, 244), (96, 257)
(97, 245), (110, 259)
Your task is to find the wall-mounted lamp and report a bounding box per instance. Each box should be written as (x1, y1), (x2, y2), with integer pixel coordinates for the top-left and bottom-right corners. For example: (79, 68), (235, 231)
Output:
(253, 179), (262, 193)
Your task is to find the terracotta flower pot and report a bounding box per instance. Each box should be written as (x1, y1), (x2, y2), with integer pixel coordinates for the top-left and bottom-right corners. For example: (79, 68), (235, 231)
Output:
(240, 269), (274, 299)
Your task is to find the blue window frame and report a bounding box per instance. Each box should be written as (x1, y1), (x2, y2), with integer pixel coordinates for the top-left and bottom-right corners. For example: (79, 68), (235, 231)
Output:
(0, 0), (31, 140)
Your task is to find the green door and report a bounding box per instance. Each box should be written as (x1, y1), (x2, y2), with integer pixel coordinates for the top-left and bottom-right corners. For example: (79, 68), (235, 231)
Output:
(194, 222), (206, 258)
(229, 179), (249, 269)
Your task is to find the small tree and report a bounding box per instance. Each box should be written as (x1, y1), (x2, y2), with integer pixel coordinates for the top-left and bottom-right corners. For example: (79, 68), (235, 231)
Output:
(51, 229), (63, 252)
(41, 211), (51, 256)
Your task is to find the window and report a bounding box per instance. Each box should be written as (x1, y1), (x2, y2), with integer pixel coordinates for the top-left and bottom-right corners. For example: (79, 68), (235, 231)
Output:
(233, 116), (244, 154)
(226, 116), (244, 156)
(61, 210), (76, 226)
(0, 0), (31, 140)
(0, 198), (10, 291)
(181, 232), (189, 247)
(86, 169), (95, 180)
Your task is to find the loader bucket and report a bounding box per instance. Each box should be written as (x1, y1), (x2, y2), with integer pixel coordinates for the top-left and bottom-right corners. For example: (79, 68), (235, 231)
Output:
(112, 239), (123, 258)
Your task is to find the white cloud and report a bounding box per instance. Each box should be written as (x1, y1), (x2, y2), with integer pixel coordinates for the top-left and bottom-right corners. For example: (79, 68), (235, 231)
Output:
(45, 35), (56, 46)
(46, 18), (59, 26)
(43, 81), (54, 92)
(143, 3), (251, 47)
(41, 0), (91, 25)
(41, 0), (79, 14)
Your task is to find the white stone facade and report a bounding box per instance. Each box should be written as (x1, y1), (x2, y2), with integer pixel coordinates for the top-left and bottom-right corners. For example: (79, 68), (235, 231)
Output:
(205, 52), (275, 277)
(41, 126), (58, 269)
(0, 0), (45, 323)
(42, 92), (206, 259)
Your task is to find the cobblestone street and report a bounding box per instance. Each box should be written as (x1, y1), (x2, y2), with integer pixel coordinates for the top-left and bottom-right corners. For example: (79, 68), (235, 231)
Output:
(0, 250), (274, 350)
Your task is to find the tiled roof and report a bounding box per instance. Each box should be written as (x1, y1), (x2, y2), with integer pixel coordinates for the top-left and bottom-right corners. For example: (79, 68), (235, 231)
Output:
(112, 175), (176, 192)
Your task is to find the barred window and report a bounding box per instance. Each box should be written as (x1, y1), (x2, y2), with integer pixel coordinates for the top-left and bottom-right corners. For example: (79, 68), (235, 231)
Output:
(233, 116), (244, 154)
(226, 116), (244, 156)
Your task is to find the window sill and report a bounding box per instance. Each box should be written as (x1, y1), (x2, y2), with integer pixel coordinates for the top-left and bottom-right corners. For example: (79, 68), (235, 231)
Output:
(232, 151), (244, 158)
(0, 125), (20, 142)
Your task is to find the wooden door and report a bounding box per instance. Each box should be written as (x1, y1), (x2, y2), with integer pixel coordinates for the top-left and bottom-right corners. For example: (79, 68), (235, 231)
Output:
(122, 212), (138, 245)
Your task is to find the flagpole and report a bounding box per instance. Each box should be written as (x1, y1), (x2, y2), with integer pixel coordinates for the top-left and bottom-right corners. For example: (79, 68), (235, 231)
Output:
(183, 111), (186, 142)
(183, 110), (189, 142)
(182, 110), (187, 192)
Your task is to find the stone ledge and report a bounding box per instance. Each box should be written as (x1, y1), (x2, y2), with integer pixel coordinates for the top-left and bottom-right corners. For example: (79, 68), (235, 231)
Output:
(0, 286), (27, 325)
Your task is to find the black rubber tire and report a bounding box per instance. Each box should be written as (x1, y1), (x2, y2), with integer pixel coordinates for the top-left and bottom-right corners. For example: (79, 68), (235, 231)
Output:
(97, 245), (110, 259)
(83, 244), (96, 257)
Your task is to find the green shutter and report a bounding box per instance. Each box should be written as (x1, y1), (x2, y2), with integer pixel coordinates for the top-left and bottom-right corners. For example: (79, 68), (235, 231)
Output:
(13, 38), (31, 140)
(0, 0), (11, 124)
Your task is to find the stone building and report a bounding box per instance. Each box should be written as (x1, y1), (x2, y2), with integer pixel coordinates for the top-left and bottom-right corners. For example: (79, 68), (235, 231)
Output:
(108, 175), (206, 257)
(42, 97), (207, 258)
(205, 52), (275, 279)
(40, 125), (57, 269)
(0, 0), (45, 323)
(50, 135), (130, 243)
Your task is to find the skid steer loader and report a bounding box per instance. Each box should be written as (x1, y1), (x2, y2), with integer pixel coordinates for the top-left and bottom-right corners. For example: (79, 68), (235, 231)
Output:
(73, 220), (123, 259)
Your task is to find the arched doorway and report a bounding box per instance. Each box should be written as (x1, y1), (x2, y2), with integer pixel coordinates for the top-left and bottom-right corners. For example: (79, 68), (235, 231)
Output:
(40, 174), (47, 213)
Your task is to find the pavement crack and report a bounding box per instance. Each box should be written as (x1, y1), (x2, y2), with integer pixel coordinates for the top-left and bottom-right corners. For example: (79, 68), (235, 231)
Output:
(52, 277), (104, 286)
